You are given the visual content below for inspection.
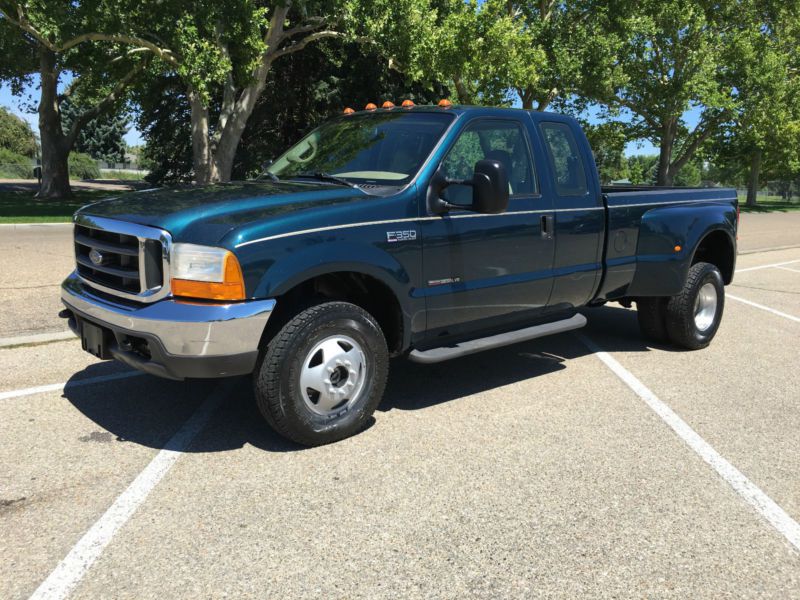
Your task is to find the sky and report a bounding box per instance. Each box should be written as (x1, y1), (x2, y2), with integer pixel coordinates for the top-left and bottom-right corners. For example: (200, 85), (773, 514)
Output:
(2, 77), (702, 156)
(0, 78), (143, 147)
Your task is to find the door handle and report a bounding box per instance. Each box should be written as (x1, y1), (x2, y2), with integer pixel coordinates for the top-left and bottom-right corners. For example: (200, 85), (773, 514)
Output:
(541, 215), (554, 239)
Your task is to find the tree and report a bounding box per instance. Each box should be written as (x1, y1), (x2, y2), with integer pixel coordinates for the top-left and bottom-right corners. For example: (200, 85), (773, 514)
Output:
(391, 0), (621, 111)
(137, 36), (448, 182)
(709, 3), (800, 205)
(0, 1), (145, 198)
(599, 0), (760, 186)
(0, 106), (37, 157)
(483, 0), (622, 111)
(583, 121), (628, 184)
(61, 98), (128, 164)
(90, 0), (395, 184)
(627, 155), (658, 185)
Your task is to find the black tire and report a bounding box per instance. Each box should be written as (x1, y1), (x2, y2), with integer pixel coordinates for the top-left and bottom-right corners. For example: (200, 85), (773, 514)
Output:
(636, 297), (670, 343)
(253, 301), (389, 446)
(665, 262), (725, 350)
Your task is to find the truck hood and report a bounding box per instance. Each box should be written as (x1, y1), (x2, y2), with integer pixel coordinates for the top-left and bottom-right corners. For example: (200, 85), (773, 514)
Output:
(77, 181), (372, 245)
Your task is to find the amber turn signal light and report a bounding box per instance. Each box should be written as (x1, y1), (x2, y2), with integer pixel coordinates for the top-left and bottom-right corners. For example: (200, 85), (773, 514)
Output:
(438, 99), (452, 108)
(381, 101), (395, 108)
(401, 99), (415, 108)
(171, 251), (246, 301)
(365, 103), (377, 110)
(343, 107), (355, 114)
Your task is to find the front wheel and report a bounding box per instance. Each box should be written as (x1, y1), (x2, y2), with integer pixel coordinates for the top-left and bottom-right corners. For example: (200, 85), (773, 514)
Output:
(254, 301), (389, 446)
(665, 262), (725, 350)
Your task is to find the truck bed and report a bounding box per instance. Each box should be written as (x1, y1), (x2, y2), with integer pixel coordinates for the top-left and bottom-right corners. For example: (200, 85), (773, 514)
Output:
(596, 186), (738, 301)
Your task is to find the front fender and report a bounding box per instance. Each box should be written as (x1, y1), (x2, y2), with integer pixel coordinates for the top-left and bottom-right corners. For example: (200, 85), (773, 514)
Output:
(627, 202), (736, 296)
(237, 239), (419, 349)
(253, 241), (413, 298)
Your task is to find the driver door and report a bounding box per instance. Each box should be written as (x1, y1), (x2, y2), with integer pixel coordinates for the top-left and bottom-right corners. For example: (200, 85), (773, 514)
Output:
(419, 117), (556, 337)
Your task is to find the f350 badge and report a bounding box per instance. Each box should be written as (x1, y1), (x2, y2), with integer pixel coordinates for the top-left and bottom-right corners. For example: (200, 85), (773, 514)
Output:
(386, 230), (417, 243)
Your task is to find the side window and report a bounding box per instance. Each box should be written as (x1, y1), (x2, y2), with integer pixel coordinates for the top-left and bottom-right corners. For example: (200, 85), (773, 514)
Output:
(540, 122), (588, 196)
(440, 120), (536, 204)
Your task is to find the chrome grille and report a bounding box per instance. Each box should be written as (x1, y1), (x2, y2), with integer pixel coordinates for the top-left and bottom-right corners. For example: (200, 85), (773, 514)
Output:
(73, 216), (172, 302)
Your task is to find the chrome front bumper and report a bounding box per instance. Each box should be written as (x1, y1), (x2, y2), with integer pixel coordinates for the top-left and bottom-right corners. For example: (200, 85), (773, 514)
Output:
(61, 271), (276, 379)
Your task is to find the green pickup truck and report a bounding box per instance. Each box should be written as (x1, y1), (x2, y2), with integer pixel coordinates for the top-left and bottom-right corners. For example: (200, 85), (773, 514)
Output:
(61, 103), (738, 445)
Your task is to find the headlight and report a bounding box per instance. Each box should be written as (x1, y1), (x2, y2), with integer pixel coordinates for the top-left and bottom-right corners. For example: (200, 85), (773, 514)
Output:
(170, 243), (245, 301)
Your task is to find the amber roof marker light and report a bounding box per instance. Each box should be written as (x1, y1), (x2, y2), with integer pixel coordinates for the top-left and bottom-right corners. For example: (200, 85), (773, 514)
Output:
(365, 102), (377, 110)
(381, 100), (395, 108)
(343, 107), (355, 114)
(401, 99), (415, 108)
(438, 99), (453, 108)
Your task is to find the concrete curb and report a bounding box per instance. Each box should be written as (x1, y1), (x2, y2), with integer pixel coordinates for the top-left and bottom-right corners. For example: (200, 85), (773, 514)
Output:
(0, 330), (76, 349)
(0, 222), (72, 229)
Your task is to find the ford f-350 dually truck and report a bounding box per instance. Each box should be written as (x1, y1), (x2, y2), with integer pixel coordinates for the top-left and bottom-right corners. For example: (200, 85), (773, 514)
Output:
(60, 103), (737, 446)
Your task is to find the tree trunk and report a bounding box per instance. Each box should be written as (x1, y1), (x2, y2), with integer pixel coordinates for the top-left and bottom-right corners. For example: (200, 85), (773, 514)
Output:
(453, 76), (472, 105)
(188, 88), (217, 184)
(656, 118), (676, 187)
(36, 49), (72, 199)
(212, 58), (274, 182)
(746, 148), (762, 207)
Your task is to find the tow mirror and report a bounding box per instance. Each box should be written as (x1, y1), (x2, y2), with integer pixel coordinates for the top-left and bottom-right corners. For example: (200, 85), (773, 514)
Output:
(470, 159), (509, 214)
(427, 159), (510, 215)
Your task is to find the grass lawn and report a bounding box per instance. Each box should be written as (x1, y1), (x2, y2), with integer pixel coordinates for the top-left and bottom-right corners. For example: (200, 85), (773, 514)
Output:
(738, 194), (800, 213)
(0, 189), (129, 223)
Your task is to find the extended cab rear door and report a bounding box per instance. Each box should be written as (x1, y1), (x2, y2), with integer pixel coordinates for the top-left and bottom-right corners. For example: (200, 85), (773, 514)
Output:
(533, 118), (605, 310)
(420, 114), (556, 337)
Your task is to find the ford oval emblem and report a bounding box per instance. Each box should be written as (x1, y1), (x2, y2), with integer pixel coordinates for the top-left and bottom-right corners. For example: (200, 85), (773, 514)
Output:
(89, 248), (104, 265)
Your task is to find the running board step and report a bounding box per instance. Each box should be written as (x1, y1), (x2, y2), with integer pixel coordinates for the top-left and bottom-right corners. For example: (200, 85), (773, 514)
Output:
(409, 313), (587, 364)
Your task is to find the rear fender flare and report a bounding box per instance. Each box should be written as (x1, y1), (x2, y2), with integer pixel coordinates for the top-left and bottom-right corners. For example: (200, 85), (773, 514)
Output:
(628, 203), (736, 297)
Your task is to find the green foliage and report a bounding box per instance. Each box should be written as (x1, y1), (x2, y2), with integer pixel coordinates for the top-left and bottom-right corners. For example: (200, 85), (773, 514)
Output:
(0, 107), (37, 157)
(138, 37), (448, 182)
(583, 121), (628, 184)
(61, 98), (128, 164)
(595, 0), (771, 184)
(673, 159), (702, 187)
(0, 147), (32, 178)
(627, 155), (658, 185)
(68, 152), (101, 180)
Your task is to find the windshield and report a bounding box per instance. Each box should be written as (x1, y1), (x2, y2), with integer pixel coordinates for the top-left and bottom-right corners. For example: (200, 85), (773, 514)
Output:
(267, 112), (454, 186)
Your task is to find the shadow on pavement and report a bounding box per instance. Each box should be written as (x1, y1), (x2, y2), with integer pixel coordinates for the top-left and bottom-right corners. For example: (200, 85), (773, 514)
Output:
(62, 304), (671, 453)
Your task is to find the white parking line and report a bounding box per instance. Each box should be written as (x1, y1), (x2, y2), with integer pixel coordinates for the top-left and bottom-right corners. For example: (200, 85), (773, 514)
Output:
(735, 259), (800, 273)
(727, 294), (800, 323)
(577, 334), (800, 553)
(29, 378), (236, 600)
(776, 266), (800, 274)
(0, 371), (144, 401)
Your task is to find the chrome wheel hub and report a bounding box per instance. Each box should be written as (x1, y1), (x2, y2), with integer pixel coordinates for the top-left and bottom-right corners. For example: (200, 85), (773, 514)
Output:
(694, 282), (718, 332)
(299, 335), (367, 416)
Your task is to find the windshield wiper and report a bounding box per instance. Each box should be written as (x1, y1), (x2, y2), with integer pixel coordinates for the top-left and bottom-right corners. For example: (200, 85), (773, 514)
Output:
(257, 170), (280, 183)
(295, 172), (357, 188)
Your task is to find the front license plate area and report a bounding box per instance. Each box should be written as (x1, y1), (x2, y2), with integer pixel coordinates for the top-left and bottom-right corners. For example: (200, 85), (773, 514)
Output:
(81, 320), (111, 359)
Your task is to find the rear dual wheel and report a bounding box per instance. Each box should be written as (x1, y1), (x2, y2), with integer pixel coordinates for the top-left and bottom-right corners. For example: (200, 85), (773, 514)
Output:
(636, 262), (725, 350)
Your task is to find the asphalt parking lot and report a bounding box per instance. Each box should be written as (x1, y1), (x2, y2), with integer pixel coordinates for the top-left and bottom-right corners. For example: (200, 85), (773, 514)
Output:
(2, 214), (800, 598)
